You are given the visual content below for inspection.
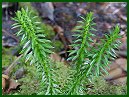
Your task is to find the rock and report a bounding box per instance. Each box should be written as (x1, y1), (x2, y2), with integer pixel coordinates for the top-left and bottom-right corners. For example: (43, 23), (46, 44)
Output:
(120, 24), (126, 29)
(119, 15), (127, 22)
(14, 67), (25, 80)
(120, 31), (125, 36)
(41, 2), (54, 21)
(54, 7), (77, 30)
(2, 2), (13, 8)
(77, 8), (87, 15)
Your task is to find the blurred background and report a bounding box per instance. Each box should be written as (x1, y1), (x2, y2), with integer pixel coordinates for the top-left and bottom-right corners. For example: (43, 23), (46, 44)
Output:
(2, 2), (127, 94)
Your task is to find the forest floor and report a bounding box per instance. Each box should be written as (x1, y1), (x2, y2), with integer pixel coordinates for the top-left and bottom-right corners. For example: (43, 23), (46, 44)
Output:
(2, 2), (127, 95)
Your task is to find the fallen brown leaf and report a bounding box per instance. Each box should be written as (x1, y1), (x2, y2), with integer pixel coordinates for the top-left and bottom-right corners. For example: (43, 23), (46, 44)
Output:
(2, 74), (20, 94)
(7, 79), (20, 93)
(2, 74), (9, 94)
(2, 77), (6, 90)
(115, 58), (127, 71)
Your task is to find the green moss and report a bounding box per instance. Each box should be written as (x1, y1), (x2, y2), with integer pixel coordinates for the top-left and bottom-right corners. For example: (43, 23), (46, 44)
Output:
(51, 61), (75, 89)
(3, 52), (126, 95)
(41, 23), (55, 39)
(2, 47), (16, 67)
(16, 65), (41, 95)
(7, 63), (41, 95)
(8, 60), (73, 95)
(19, 2), (39, 16)
(86, 77), (127, 95)
(2, 54), (16, 67)
(53, 40), (64, 52)
(2, 47), (72, 95)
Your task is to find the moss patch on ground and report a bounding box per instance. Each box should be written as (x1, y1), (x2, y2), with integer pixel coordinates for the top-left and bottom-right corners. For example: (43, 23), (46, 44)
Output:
(3, 49), (127, 95)
(85, 77), (127, 95)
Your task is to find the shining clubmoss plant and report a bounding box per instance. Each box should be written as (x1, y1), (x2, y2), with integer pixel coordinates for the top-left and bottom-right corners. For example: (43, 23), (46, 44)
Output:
(67, 12), (121, 95)
(12, 8), (60, 95)
(12, 8), (121, 95)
